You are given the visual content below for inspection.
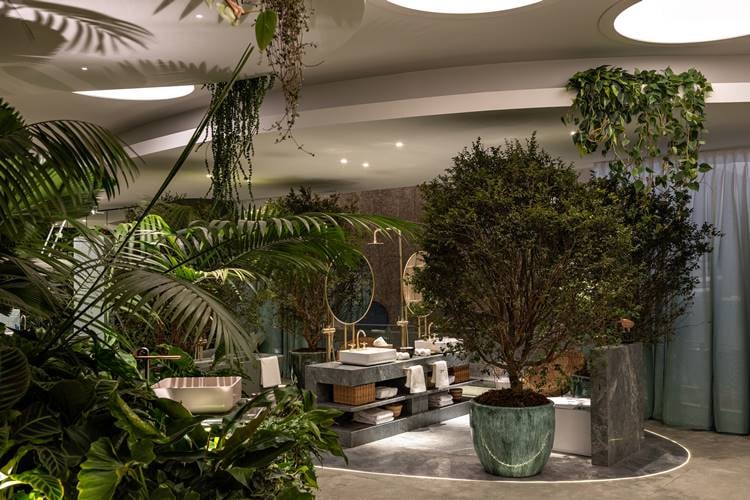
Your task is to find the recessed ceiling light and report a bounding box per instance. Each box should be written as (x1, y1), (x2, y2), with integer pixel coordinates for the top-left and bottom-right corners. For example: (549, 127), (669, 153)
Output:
(340, 158), (349, 165)
(195, 13), (204, 19)
(80, 66), (88, 71)
(362, 162), (370, 168)
(395, 141), (404, 148)
(206, 173), (213, 179)
(386, 0), (542, 14)
(74, 85), (195, 101)
(569, 130), (576, 136)
(614, 0), (750, 44)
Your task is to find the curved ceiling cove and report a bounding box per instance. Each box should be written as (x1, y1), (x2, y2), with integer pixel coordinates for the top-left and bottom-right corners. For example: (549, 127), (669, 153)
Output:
(74, 85), (195, 101)
(614, 0), (750, 44)
(385, 0), (542, 14)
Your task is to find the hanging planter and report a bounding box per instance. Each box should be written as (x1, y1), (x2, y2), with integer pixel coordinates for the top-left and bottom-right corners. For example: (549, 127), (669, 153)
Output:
(204, 75), (274, 205)
(565, 66), (712, 192)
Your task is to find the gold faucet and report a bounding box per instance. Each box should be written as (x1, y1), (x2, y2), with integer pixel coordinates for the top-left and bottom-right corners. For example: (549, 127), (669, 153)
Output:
(135, 347), (182, 383)
(427, 322), (435, 338)
(356, 330), (367, 349)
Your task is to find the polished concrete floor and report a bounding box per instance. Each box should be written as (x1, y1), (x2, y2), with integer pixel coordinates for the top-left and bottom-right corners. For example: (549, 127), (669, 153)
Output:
(316, 421), (750, 499)
(321, 415), (687, 481)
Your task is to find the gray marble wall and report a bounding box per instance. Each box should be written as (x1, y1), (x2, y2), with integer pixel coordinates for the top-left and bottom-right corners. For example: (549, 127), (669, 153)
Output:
(591, 342), (645, 466)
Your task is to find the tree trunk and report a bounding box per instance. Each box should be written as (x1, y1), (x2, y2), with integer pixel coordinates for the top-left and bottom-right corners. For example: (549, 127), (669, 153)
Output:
(508, 372), (523, 394)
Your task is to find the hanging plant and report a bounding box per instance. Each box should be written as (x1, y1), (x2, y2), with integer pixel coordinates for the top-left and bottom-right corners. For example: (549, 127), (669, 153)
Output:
(205, 0), (315, 148)
(565, 66), (712, 192)
(204, 75), (274, 205)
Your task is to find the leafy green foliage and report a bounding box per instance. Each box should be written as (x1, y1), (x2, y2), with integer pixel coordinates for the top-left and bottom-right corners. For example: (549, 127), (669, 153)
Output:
(255, 10), (278, 50)
(268, 187), (358, 349)
(416, 137), (636, 393)
(589, 175), (719, 343)
(0, 346), (30, 411)
(204, 76), (275, 205)
(566, 66), (711, 191)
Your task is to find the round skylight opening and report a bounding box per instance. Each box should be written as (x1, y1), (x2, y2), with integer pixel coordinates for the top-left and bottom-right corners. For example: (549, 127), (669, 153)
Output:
(74, 85), (195, 101)
(614, 0), (750, 44)
(386, 0), (542, 14)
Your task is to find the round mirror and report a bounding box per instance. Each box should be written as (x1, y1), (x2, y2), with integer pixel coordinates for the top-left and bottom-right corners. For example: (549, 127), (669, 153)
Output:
(325, 254), (374, 325)
(402, 252), (430, 316)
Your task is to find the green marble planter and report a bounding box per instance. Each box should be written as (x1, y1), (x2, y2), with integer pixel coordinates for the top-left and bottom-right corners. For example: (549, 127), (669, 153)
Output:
(290, 350), (326, 388)
(469, 399), (555, 477)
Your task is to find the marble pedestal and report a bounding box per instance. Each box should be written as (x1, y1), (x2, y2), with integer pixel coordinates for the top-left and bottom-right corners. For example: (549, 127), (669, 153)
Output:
(591, 343), (645, 466)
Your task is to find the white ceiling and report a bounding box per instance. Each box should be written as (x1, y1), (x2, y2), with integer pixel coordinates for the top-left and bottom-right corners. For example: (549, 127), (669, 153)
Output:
(3, 0), (750, 210)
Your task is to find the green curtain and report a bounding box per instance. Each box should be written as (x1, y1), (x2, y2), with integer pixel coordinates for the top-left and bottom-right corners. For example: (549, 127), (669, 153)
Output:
(644, 150), (750, 434)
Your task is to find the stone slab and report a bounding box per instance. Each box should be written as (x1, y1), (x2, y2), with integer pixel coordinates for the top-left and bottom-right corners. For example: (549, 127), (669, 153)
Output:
(590, 342), (645, 466)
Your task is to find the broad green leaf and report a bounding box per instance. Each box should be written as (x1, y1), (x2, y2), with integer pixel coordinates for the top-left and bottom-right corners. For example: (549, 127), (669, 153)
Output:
(13, 404), (61, 444)
(0, 346), (31, 411)
(277, 486), (314, 500)
(110, 393), (164, 441)
(6, 469), (64, 500)
(255, 10), (278, 50)
(76, 438), (127, 500)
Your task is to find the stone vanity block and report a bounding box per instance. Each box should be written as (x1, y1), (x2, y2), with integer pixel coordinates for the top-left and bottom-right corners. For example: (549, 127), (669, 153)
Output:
(591, 342), (645, 466)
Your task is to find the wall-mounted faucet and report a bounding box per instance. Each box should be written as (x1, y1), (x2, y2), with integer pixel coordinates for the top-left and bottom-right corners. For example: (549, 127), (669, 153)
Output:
(134, 347), (182, 383)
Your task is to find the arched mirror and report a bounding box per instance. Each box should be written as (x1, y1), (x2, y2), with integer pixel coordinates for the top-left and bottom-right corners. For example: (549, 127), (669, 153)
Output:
(325, 254), (374, 325)
(402, 251), (430, 316)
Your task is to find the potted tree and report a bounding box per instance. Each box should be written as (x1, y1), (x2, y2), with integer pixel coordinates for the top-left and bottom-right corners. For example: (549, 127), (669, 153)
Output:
(416, 137), (635, 477)
(270, 187), (357, 386)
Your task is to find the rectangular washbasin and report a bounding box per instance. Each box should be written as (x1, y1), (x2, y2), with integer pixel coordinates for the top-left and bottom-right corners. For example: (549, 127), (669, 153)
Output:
(414, 338), (458, 353)
(339, 348), (397, 366)
(152, 376), (242, 414)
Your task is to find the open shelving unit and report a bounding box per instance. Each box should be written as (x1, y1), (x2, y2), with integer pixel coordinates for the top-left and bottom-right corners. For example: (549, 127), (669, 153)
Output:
(305, 354), (477, 447)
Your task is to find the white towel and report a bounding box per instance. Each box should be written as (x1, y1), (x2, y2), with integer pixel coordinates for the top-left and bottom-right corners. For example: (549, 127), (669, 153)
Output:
(353, 408), (394, 425)
(373, 337), (388, 347)
(259, 356), (282, 388)
(414, 348), (432, 357)
(396, 352), (410, 360)
(431, 360), (449, 389)
(404, 365), (426, 394)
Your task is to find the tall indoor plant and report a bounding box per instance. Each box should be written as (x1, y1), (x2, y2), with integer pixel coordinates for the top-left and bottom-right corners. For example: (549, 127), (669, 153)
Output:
(269, 187), (357, 385)
(416, 137), (635, 477)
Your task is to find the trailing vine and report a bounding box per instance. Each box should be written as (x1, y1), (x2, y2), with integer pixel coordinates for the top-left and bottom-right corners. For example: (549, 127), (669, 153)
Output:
(206, 0), (315, 149)
(565, 66), (712, 192)
(204, 76), (274, 205)
(258, 0), (314, 147)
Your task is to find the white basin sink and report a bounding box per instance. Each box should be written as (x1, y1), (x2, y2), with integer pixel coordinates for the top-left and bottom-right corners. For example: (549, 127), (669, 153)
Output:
(152, 376), (242, 414)
(414, 338), (458, 353)
(339, 348), (397, 366)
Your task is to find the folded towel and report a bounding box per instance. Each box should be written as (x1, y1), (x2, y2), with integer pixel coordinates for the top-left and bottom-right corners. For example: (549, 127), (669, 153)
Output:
(259, 355), (282, 388)
(404, 365), (426, 394)
(429, 392), (454, 408)
(376, 386), (398, 399)
(414, 348), (432, 357)
(430, 360), (449, 389)
(354, 414), (394, 425)
(373, 336), (388, 347)
(353, 408), (395, 425)
(396, 352), (410, 360)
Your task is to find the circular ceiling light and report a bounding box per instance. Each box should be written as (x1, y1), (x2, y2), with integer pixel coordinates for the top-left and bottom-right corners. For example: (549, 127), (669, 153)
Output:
(614, 0), (750, 44)
(74, 85), (195, 101)
(386, 0), (541, 14)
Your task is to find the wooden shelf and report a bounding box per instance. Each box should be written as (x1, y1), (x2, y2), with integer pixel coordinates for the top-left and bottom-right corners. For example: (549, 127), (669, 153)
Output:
(320, 379), (479, 413)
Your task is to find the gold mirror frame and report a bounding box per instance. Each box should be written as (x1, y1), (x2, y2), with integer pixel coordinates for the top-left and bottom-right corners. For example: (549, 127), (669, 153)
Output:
(324, 254), (375, 350)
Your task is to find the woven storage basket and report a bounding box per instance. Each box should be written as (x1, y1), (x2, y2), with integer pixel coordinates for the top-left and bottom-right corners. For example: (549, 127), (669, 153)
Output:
(333, 383), (376, 406)
(383, 403), (403, 418)
(449, 365), (470, 384)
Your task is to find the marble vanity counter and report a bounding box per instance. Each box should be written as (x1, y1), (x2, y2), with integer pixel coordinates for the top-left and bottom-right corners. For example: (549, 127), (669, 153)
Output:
(305, 354), (463, 388)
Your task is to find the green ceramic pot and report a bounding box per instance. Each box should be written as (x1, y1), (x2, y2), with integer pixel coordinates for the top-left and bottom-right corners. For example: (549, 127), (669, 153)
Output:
(289, 350), (326, 389)
(469, 399), (555, 477)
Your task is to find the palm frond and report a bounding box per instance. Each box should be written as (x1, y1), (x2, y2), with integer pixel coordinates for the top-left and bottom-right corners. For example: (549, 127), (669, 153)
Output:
(0, 99), (138, 239)
(102, 269), (256, 357)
